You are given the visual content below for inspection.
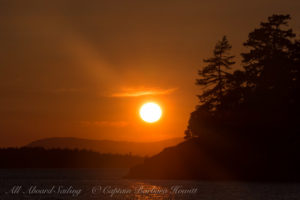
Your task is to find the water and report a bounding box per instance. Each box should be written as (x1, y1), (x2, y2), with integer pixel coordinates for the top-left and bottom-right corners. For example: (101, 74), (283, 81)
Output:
(0, 169), (299, 199)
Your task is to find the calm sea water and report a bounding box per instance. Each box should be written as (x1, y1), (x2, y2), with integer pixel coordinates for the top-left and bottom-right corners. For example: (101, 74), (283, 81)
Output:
(0, 169), (299, 200)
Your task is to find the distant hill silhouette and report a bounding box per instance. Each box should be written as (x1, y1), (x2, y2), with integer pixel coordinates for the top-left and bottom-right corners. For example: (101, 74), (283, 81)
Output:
(26, 137), (183, 156)
(126, 138), (300, 181)
(0, 147), (144, 168)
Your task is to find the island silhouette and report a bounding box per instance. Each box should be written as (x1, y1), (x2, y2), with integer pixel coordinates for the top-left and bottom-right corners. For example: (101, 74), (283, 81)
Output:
(26, 137), (183, 156)
(0, 147), (144, 168)
(126, 14), (300, 181)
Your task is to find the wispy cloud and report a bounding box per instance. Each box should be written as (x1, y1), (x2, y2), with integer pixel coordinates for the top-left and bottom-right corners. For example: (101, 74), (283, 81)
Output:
(80, 121), (129, 127)
(110, 87), (177, 97)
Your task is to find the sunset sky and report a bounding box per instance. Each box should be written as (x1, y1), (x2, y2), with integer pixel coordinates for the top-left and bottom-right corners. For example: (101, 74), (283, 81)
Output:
(0, 0), (299, 147)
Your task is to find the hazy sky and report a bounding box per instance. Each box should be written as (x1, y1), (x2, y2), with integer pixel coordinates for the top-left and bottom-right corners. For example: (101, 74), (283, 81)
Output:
(0, 0), (299, 147)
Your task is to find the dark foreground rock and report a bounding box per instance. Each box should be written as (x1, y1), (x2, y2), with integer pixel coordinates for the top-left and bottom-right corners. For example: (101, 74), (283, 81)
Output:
(126, 138), (300, 181)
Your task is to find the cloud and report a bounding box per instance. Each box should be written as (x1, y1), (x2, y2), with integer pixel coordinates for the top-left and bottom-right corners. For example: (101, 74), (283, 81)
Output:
(110, 87), (177, 97)
(80, 121), (129, 127)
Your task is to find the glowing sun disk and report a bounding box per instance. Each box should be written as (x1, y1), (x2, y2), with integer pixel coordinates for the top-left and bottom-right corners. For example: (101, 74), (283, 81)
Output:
(139, 102), (162, 123)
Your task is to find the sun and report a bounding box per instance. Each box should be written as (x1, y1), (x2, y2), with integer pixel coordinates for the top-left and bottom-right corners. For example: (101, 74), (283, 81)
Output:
(139, 102), (162, 123)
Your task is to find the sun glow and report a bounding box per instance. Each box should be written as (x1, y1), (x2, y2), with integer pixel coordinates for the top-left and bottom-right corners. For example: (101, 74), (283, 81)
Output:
(139, 102), (162, 123)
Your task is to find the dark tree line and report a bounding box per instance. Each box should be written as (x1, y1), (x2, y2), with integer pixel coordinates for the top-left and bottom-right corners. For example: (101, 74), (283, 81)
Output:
(185, 14), (300, 149)
(0, 147), (144, 168)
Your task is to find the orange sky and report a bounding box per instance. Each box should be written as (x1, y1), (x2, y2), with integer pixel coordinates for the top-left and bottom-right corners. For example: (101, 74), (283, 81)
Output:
(0, 0), (300, 147)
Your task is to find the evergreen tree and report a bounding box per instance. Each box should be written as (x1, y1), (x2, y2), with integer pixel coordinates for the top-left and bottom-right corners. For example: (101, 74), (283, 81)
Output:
(242, 14), (296, 91)
(196, 36), (235, 111)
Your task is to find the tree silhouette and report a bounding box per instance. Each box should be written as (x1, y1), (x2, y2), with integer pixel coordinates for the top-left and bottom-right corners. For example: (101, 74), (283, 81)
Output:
(196, 36), (235, 111)
(239, 14), (300, 138)
(242, 14), (296, 94)
(185, 14), (300, 141)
